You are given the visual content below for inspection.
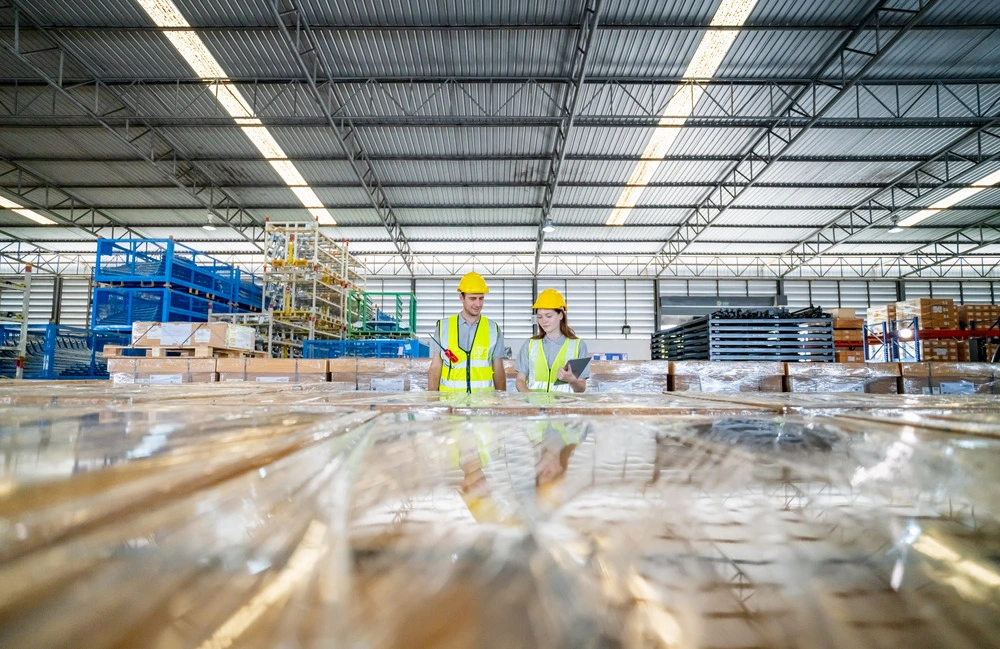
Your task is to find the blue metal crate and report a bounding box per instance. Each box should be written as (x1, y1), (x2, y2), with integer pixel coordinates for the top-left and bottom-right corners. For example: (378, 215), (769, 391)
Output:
(0, 324), (129, 380)
(303, 339), (428, 359)
(94, 238), (262, 310)
(91, 287), (246, 331)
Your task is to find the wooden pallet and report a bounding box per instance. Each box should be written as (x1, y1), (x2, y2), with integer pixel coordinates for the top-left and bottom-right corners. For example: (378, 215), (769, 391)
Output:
(103, 344), (265, 359)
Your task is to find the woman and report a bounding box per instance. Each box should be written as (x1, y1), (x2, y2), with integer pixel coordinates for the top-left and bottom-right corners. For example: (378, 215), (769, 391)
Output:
(515, 288), (590, 393)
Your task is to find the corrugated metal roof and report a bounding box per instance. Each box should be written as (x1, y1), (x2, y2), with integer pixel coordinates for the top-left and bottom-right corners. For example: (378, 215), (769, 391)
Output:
(372, 160), (548, 184)
(864, 29), (1000, 80)
(394, 207), (537, 225)
(383, 186), (542, 207)
(550, 207), (688, 226)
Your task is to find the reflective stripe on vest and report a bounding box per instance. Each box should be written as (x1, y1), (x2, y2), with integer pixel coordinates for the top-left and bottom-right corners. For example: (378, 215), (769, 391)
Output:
(527, 337), (580, 393)
(439, 314), (496, 393)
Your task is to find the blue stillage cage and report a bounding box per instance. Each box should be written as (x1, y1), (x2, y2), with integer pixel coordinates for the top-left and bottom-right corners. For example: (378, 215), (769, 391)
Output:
(0, 324), (129, 380)
(303, 339), (430, 359)
(91, 287), (244, 331)
(94, 238), (263, 310)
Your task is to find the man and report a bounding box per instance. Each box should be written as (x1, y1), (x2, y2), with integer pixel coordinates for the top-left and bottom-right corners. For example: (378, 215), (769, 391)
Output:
(428, 271), (507, 392)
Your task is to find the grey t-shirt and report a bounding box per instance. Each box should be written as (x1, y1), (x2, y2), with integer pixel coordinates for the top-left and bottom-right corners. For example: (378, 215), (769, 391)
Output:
(516, 335), (590, 379)
(442, 315), (505, 361)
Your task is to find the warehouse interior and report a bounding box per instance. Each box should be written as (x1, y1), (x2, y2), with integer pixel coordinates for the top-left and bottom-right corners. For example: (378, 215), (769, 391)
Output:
(2, 0), (1000, 647)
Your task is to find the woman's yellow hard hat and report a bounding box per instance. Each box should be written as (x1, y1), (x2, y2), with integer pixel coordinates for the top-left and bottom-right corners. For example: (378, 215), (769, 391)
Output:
(533, 288), (567, 310)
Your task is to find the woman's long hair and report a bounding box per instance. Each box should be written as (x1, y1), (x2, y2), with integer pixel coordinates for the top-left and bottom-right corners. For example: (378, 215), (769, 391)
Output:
(532, 309), (578, 340)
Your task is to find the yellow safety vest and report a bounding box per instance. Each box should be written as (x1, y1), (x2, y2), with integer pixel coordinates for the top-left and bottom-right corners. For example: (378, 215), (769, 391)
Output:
(439, 315), (496, 393)
(528, 338), (580, 392)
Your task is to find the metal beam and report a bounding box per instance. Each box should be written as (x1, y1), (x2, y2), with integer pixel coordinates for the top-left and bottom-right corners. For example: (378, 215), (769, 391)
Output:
(650, 0), (943, 275)
(0, 3), (266, 249)
(17, 22), (1000, 33)
(778, 122), (1000, 274)
(2, 116), (993, 128)
(23, 202), (1000, 212)
(897, 221), (1000, 277)
(0, 157), (142, 238)
(270, 0), (414, 274)
(8, 153), (991, 164)
(534, 0), (603, 274)
(3, 78), (998, 126)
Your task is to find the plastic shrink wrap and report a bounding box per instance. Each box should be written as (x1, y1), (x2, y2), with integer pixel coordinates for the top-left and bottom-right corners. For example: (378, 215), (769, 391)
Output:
(2, 404), (1000, 648)
(670, 361), (785, 392)
(786, 362), (899, 394)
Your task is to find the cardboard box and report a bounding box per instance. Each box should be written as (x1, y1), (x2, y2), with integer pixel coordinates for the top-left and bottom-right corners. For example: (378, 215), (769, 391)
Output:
(328, 358), (359, 390)
(895, 299), (957, 331)
(217, 358), (328, 383)
(828, 308), (857, 319)
(834, 329), (864, 343)
(357, 358), (412, 392)
(589, 361), (671, 393)
(900, 362), (997, 395)
(957, 304), (1000, 329)
(669, 361), (785, 393)
(109, 358), (217, 384)
(833, 318), (865, 329)
(899, 340), (960, 363)
(836, 351), (865, 363)
(130, 321), (256, 351)
(786, 362), (899, 394)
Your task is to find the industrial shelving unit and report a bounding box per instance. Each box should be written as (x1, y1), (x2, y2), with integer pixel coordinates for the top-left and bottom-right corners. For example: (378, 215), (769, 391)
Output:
(0, 267), (31, 379)
(864, 317), (1000, 362)
(261, 220), (365, 357)
(652, 310), (835, 362)
(346, 290), (417, 339)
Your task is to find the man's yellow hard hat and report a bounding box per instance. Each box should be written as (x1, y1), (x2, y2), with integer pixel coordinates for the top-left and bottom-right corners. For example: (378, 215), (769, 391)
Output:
(533, 288), (567, 310)
(457, 271), (489, 294)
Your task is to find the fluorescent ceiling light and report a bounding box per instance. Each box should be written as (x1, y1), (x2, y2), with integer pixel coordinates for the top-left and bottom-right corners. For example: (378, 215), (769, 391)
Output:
(897, 167), (1000, 228)
(607, 0), (760, 226)
(0, 195), (57, 225)
(136, 0), (336, 226)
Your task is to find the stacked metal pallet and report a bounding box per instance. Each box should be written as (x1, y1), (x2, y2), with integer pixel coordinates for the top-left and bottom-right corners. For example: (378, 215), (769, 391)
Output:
(653, 308), (835, 362)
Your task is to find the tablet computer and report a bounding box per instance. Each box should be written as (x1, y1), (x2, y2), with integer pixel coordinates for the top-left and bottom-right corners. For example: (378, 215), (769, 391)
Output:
(555, 356), (591, 384)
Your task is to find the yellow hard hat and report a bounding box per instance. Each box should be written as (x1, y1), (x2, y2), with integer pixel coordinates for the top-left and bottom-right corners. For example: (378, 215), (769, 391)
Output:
(457, 271), (489, 294)
(533, 288), (567, 310)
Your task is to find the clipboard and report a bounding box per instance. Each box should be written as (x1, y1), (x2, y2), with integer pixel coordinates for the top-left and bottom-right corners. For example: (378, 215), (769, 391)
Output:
(554, 356), (591, 385)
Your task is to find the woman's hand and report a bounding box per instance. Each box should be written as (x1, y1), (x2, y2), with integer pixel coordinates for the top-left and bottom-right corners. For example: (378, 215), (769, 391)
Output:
(556, 365), (577, 383)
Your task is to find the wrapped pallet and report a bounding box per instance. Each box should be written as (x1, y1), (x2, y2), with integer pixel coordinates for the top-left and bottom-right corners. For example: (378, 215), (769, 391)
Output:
(900, 362), (998, 395)
(108, 358), (217, 384)
(130, 321), (255, 351)
(895, 298), (957, 330)
(588, 360), (670, 393)
(669, 361), (785, 392)
(216, 358), (328, 383)
(786, 362), (899, 394)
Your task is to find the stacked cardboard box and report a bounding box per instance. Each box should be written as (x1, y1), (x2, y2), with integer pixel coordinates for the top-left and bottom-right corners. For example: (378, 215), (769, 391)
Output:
(866, 304), (896, 325)
(217, 358), (328, 383)
(957, 304), (1000, 329)
(900, 362), (998, 395)
(900, 339), (961, 362)
(786, 362), (899, 394)
(589, 361), (671, 393)
(895, 298), (957, 330)
(130, 321), (255, 351)
(669, 361), (785, 393)
(835, 350), (865, 363)
(108, 358), (218, 383)
(830, 308), (865, 361)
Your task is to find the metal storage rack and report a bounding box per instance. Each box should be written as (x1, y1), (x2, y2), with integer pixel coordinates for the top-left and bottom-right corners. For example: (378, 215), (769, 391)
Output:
(0, 267), (31, 379)
(261, 220), (365, 357)
(652, 311), (835, 362)
(91, 287), (247, 331)
(864, 316), (1000, 362)
(0, 324), (129, 380)
(303, 339), (429, 359)
(347, 291), (417, 339)
(94, 238), (263, 311)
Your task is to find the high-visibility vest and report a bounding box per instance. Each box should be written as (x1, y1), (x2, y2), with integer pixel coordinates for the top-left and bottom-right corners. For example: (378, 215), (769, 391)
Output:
(438, 315), (497, 393)
(527, 337), (581, 392)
